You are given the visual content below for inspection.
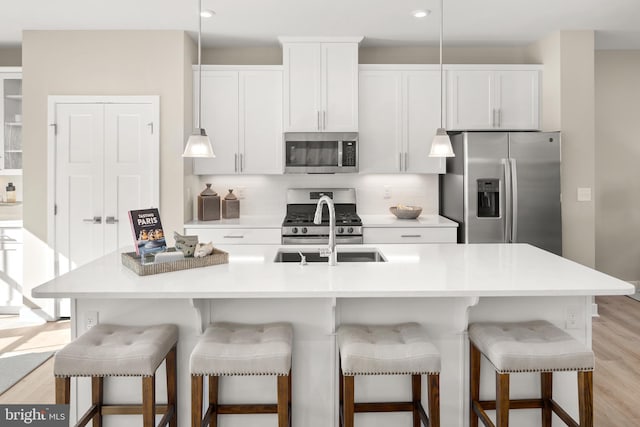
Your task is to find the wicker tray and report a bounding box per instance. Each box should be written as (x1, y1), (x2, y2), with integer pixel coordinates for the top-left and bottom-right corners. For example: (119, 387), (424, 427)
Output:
(121, 248), (229, 276)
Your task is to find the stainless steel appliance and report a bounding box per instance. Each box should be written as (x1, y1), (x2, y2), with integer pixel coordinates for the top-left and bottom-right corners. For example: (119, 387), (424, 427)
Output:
(284, 132), (358, 173)
(282, 188), (363, 244)
(440, 131), (562, 255)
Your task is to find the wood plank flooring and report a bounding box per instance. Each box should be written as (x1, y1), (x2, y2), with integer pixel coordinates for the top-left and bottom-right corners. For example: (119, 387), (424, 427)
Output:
(1, 297), (639, 426)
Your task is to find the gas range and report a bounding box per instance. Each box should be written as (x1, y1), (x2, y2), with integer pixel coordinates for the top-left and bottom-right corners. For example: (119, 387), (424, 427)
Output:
(282, 189), (363, 244)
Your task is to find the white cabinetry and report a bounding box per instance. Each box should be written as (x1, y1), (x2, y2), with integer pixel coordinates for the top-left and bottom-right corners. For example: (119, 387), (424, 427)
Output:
(281, 38), (362, 132)
(363, 227), (456, 244)
(0, 226), (22, 313)
(359, 66), (445, 174)
(447, 66), (541, 131)
(185, 227), (281, 245)
(0, 68), (22, 174)
(193, 67), (283, 175)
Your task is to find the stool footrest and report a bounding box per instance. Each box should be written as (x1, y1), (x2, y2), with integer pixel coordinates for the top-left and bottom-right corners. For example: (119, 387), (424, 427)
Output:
(100, 404), (170, 415)
(354, 402), (415, 412)
(473, 398), (580, 427)
(216, 403), (279, 414)
(477, 398), (544, 410)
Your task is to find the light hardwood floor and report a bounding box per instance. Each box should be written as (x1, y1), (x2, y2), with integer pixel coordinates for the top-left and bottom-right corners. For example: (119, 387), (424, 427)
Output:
(0, 297), (639, 425)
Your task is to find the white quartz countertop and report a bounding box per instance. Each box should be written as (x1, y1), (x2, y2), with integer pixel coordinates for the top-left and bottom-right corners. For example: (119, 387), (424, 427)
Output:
(360, 214), (458, 228)
(185, 215), (282, 229)
(33, 244), (634, 299)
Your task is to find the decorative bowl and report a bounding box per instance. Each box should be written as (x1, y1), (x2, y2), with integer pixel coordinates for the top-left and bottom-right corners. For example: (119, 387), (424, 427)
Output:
(390, 205), (422, 219)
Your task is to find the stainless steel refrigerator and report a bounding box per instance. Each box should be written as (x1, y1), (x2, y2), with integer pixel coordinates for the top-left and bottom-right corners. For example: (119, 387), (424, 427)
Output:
(440, 131), (562, 255)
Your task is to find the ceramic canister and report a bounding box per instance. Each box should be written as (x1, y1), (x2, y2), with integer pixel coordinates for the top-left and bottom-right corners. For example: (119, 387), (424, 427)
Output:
(197, 183), (220, 221)
(221, 189), (240, 219)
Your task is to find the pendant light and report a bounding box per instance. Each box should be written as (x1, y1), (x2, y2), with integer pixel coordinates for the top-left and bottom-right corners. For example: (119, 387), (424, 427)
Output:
(429, 0), (455, 157)
(183, 0), (215, 158)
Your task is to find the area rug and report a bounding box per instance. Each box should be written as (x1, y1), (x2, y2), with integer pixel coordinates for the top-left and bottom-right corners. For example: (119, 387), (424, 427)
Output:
(628, 293), (640, 303)
(0, 351), (55, 395)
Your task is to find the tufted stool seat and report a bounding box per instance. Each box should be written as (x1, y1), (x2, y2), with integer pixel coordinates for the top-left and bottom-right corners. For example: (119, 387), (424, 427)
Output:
(190, 322), (292, 427)
(469, 320), (594, 427)
(54, 323), (178, 427)
(337, 323), (440, 427)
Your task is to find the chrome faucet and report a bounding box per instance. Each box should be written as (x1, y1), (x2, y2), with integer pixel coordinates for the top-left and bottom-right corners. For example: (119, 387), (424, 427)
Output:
(314, 195), (337, 266)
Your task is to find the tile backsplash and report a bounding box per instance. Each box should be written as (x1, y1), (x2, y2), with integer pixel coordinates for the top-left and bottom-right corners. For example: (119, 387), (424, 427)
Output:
(188, 174), (438, 220)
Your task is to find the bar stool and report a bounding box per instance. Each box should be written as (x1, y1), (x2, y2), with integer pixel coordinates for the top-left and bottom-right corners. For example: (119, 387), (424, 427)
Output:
(337, 323), (441, 427)
(190, 322), (293, 427)
(54, 323), (178, 427)
(469, 320), (595, 427)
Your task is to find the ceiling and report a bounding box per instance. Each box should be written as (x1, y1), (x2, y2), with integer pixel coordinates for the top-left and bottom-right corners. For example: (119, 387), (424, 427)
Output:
(2, 0), (640, 49)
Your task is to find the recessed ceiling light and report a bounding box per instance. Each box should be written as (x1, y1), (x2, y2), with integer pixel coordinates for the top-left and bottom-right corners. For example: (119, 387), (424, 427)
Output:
(412, 9), (431, 18)
(200, 9), (215, 18)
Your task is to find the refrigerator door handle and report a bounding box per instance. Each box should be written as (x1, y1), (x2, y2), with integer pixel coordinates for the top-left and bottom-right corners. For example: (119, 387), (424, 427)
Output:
(503, 158), (512, 243)
(510, 158), (519, 242)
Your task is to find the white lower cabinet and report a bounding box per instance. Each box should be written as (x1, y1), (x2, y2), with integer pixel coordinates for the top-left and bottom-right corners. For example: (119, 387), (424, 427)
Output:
(185, 228), (281, 245)
(363, 227), (457, 244)
(359, 66), (445, 174)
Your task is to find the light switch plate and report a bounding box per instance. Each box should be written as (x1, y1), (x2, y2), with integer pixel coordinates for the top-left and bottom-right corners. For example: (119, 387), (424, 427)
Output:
(577, 187), (592, 202)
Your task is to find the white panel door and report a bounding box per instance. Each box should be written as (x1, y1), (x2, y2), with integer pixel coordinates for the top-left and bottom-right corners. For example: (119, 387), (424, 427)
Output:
(496, 70), (540, 130)
(283, 43), (322, 132)
(239, 70), (283, 174)
(55, 103), (105, 275)
(322, 43), (359, 132)
(358, 70), (403, 173)
(103, 103), (157, 252)
(193, 71), (240, 174)
(404, 71), (445, 174)
(447, 70), (495, 130)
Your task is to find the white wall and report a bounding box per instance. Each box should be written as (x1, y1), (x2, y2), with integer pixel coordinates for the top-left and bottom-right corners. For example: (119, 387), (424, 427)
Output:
(527, 31), (596, 268)
(594, 50), (640, 283)
(189, 174), (439, 218)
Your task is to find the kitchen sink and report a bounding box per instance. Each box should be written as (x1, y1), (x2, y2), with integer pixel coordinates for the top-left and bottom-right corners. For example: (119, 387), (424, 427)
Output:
(274, 248), (386, 263)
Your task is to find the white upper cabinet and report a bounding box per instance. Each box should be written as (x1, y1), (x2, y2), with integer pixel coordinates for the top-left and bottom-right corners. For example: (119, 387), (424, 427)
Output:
(281, 38), (362, 132)
(447, 66), (541, 131)
(194, 67), (283, 175)
(359, 66), (445, 174)
(0, 69), (22, 175)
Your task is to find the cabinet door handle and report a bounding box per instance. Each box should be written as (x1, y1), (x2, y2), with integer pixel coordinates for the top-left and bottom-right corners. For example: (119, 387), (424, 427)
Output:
(323, 111), (326, 130)
(105, 216), (119, 224)
(317, 111), (320, 130)
(401, 234), (422, 238)
(240, 153), (244, 172)
(83, 216), (102, 224)
(492, 109), (496, 128)
(404, 152), (408, 171)
(399, 153), (402, 171)
(234, 154), (238, 172)
(223, 235), (244, 239)
(498, 109), (502, 127)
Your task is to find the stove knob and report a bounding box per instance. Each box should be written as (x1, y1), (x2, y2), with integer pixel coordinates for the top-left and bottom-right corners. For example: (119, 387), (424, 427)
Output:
(302, 227), (308, 234)
(347, 227), (354, 234)
(338, 227), (345, 234)
(292, 227), (298, 234)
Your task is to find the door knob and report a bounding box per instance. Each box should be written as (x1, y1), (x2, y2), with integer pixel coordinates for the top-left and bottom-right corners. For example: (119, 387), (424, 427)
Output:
(83, 216), (102, 224)
(105, 216), (119, 224)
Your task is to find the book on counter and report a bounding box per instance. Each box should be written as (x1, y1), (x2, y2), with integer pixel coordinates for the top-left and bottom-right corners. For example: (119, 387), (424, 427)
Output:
(128, 208), (167, 256)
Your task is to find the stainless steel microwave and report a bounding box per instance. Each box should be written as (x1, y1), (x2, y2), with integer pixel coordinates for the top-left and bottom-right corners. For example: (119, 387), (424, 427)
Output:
(284, 132), (358, 174)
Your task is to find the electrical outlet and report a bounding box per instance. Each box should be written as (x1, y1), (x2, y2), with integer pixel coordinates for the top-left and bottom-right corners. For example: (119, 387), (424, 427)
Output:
(383, 186), (391, 199)
(236, 187), (246, 199)
(577, 187), (592, 202)
(565, 306), (579, 329)
(85, 311), (99, 330)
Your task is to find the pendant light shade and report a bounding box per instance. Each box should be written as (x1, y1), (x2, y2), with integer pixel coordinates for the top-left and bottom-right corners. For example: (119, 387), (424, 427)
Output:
(183, 0), (215, 158)
(428, 0), (455, 158)
(183, 128), (215, 158)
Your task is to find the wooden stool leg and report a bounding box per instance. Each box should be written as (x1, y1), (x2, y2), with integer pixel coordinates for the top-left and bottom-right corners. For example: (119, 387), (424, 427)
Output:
(142, 375), (156, 427)
(412, 375), (421, 427)
(496, 372), (510, 427)
(343, 375), (355, 427)
(55, 377), (70, 405)
(277, 374), (290, 427)
(428, 374), (441, 427)
(166, 346), (178, 427)
(578, 371), (593, 427)
(470, 343), (481, 427)
(91, 376), (104, 427)
(209, 376), (218, 427)
(191, 375), (203, 427)
(541, 372), (553, 427)
(288, 370), (292, 427)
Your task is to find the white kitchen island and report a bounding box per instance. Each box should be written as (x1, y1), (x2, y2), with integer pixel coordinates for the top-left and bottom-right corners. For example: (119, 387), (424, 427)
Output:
(33, 244), (633, 427)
